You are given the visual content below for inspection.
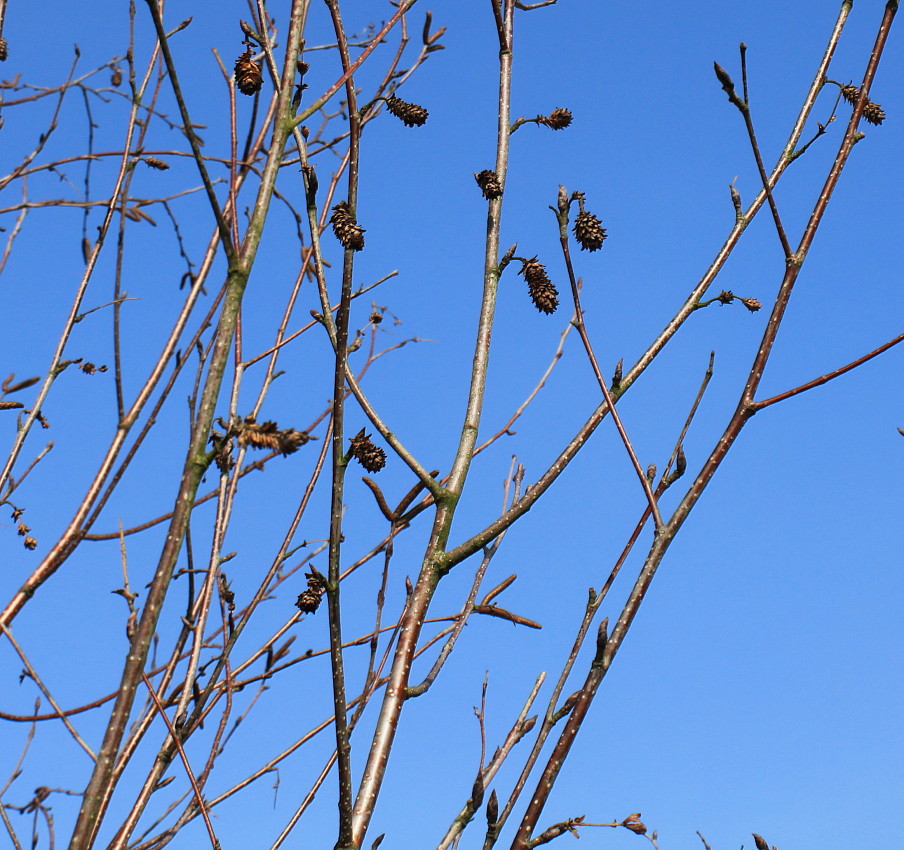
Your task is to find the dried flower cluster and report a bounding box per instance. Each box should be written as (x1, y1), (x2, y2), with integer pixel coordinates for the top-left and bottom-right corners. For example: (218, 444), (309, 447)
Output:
(295, 569), (326, 613)
(519, 257), (559, 314)
(840, 83), (885, 125)
(234, 48), (263, 95)
(293, 59), (310, 107)
(474, 169), (503, 199)
(0, 37), (7, 62)
(330, 202), (366, 251)
(620, 814), (647, 836)
(716, 290), (761, 312)
(142, 157), (170, 171)
(234, 417), (308, 456)
(385, 94), (429, 127)
(218, 574), (235, 609)
(348, 429), (386, 472)
(536, 107), (572, 130)
(12, 510), (36, 552)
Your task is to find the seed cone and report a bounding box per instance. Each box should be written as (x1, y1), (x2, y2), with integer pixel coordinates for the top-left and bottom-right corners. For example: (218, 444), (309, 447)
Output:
(234, 48), (263, 95)
(349, 429), (386, 472)
(385, 94), (429, 127)
(863, 100), (885, 126)
(574, 206), (607, 252)
(330, 202), (365, 251)
(474, 169), (503, 199)
(840, 84), (886, 125)
(0, 37), (7, 62)
(295, 588), (321, 613)
(840, 84), (859, 105)
(295, 570), (326, 614)
(519, 257), (559, 314)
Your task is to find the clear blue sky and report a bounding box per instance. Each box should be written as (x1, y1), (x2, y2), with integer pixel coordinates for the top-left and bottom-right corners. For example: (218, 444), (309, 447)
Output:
(1, 1), (901, 848)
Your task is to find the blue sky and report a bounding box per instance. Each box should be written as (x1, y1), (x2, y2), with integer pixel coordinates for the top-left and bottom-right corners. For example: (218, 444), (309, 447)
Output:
(0, 1), (902, 848)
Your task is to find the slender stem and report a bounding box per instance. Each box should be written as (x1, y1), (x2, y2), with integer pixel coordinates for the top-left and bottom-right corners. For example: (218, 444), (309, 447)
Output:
(437, 674), (544, 850)
(322, 1), (359, 844)
(438, 0), (854, 576)
(144, 0), (235, 262)
(0, 128), (251, 628)
(505, 7), (892, 842)
(556, 206), (663, 527)
(348, 6), (516, 845)
(717, 47), (793, 258)
(140, 674), (220, 850)
(753, 331), (904, 409)
(447, 2), (514, 499)
(510, 622), (608, 849)
(68, 4), (307, 845)
(294, 1), (421, 127)
(0, 625), (96, 761)
(344, 367), (443, 498)
(620, 0), (850, 393)
(604, 0), (898, 687)
(0, 45), (159, 516)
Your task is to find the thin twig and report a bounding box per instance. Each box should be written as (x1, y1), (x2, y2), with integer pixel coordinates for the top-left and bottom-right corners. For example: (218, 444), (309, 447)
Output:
(753, 330), (904, 410)
(0, 625), (97, 761)
(554, 195), (663, 526)
(139, 673), (220, 850)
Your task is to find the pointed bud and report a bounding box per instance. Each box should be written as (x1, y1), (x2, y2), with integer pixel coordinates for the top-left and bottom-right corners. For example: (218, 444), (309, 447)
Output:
(486, 789), (499, 826)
